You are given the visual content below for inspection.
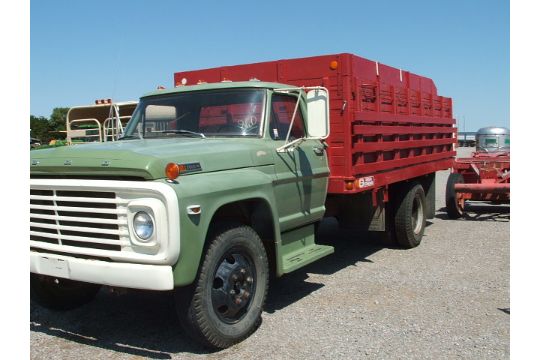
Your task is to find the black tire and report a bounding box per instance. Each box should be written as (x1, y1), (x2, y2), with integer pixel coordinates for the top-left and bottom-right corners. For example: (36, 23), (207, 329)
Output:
(175, 225), (269, 349)
(446, 173), (465, 219)
(394, 183), (427, 249)
(30, 273), (101, 311)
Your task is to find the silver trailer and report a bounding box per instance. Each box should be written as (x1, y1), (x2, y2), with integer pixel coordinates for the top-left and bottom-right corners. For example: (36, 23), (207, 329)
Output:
(475, 126), (510, 153)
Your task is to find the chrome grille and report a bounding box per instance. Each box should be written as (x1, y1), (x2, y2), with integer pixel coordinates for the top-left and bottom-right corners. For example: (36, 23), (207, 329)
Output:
(30, 189), (129, 251)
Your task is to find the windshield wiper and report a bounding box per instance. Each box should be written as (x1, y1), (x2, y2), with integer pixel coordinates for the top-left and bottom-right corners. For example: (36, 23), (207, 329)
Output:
(159, 129), (206, 138)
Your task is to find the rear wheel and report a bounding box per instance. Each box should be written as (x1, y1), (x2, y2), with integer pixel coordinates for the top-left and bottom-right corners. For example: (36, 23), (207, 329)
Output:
(394, 183), (427, 249)
(30, 273), (101, 311)
(446, 173), (465, 219)
(175, 225), (269, 349)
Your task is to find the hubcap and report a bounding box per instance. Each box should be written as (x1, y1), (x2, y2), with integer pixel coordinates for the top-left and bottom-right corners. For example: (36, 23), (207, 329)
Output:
(211, 251), (255, 324)
(412, 195), (424, 235)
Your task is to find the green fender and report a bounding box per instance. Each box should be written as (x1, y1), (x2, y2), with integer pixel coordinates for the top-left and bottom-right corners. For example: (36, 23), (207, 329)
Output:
(162, 166), (282, 287)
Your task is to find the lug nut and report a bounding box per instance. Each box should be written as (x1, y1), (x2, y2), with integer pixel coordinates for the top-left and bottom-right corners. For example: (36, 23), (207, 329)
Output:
(246, 276), (253, 283)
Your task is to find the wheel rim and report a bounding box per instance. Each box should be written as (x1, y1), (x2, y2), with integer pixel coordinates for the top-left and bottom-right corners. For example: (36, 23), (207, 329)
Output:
(211, 250), (256, 324)
(411, 194), (424, 235)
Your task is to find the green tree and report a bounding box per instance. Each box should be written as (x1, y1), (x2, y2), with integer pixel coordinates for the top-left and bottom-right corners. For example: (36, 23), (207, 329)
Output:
(30, 115), (52, 143)
(49, 107), (69, 139)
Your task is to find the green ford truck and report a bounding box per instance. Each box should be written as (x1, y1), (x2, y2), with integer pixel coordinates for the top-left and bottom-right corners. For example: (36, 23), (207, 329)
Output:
(30, 54), (455, 349)
(30, 82), (334, 348)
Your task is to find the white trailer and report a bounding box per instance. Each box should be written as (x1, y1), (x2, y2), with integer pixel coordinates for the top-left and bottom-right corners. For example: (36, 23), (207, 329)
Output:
(66, 99), (138, 144)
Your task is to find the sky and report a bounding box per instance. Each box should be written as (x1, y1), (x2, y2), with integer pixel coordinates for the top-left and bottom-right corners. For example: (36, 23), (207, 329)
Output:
(30, 0), (509, 132)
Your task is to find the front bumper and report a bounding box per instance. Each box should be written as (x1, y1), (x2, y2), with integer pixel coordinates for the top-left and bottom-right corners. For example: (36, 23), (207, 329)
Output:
(30, 179), (181, 290)
(30, 251), (174, 290)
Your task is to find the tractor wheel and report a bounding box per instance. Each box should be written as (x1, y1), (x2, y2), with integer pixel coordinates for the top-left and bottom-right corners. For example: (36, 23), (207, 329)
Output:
(446, 173), (465, 219)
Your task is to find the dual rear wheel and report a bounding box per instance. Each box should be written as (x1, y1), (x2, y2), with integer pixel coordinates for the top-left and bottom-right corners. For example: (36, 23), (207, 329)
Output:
(393, 183), (427, 249)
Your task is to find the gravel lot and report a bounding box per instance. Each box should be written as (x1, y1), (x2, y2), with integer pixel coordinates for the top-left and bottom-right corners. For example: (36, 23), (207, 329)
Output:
(30, 147), (510, 359)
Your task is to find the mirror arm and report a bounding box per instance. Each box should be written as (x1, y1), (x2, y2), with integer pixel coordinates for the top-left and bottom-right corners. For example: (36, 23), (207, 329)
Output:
(276, 137), (305, 153)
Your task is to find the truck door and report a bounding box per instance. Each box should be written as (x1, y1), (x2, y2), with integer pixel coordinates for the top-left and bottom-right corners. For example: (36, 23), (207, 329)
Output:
(269, 93), (329, 231)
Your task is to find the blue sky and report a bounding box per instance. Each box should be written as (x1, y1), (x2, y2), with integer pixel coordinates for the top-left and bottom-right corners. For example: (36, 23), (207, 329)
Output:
(31, 0), (509, 132)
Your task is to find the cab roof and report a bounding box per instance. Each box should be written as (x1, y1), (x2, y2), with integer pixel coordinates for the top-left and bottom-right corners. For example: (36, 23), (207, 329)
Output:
(141, 81), (294, 98)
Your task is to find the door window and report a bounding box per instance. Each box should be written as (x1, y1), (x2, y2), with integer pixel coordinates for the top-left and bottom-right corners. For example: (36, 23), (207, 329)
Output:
(270, 94), (306, 140)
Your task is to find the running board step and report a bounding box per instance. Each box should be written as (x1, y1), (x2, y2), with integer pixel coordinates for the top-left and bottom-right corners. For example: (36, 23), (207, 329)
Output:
(281, 244), (334, 274)
(278, 224), (334, 274)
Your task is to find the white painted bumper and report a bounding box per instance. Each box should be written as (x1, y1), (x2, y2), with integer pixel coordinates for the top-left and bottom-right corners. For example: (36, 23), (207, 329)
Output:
(30, 251), (174, 291)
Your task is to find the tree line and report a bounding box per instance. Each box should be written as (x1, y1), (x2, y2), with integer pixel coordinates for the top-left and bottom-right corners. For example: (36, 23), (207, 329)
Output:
(30, 107), (69, 143)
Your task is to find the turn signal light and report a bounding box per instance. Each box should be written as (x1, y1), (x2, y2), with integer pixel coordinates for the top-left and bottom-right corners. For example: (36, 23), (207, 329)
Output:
(345, 180), (354, 191)
(330, 60), (339, 70)
(165, 163), (180, 180)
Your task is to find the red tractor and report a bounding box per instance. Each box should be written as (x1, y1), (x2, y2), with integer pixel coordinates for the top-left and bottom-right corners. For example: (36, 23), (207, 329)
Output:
(446, 127), (510, 218)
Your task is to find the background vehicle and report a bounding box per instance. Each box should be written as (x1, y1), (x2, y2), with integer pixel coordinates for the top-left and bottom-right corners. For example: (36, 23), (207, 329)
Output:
(457, 132), (476, 147)
(30, 137), (41, 148)
(446, 126), (510, 218)
(30, 53), (455, 349)
(66, 99), (138, 144)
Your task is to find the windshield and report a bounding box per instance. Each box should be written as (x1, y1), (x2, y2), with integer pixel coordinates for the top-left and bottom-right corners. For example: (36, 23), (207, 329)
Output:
(122, 89), (265, 139)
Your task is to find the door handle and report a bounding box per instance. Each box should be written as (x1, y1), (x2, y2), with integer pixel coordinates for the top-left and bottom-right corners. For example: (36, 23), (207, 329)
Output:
(313, 146), (325, 156)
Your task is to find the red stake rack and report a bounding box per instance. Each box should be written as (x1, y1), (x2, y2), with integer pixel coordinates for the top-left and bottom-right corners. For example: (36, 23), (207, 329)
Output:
(445, 150), (510, 218)
(174, 53), (456, 196)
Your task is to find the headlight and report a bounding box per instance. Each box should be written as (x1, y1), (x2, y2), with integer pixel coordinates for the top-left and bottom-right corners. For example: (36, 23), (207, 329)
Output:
(133, 211), (154, 241)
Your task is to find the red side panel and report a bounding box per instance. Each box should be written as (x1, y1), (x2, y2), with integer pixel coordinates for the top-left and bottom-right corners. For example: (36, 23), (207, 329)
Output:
(174, 53), (456, 194)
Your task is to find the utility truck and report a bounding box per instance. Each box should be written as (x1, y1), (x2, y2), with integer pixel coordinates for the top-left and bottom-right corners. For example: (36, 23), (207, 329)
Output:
(30, 53), (456, 349)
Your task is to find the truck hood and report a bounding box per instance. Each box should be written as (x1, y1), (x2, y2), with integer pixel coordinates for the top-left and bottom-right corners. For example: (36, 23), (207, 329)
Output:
(30, 138), (273, 179)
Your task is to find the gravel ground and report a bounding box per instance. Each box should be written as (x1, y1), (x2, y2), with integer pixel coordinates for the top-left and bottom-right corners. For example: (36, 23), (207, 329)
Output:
(30, 147), (510, 359)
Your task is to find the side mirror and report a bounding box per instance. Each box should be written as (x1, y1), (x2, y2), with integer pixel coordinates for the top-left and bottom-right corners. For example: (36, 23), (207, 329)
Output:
(306, 88), (330, 139)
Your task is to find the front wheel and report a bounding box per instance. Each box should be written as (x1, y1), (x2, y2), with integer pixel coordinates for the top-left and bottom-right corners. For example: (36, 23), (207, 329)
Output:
(30, 273), (101, 311)
(394, 183), (427, 249)
(175, 225), (269, 349)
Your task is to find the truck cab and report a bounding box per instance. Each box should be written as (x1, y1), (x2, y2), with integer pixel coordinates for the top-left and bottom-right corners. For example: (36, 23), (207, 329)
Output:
(30, 81), (332, 348)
